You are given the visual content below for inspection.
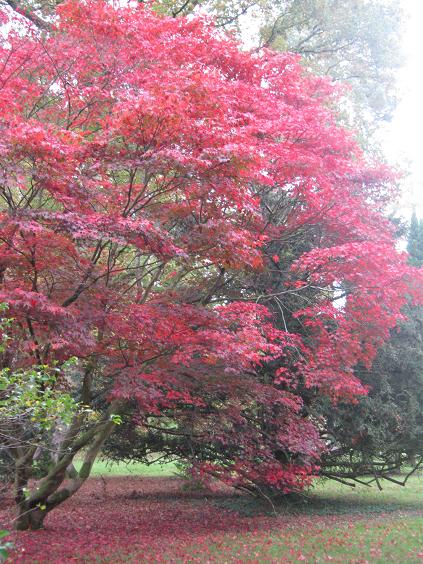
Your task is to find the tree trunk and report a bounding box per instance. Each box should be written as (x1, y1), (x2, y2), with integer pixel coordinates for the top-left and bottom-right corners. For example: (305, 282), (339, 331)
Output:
(13, 416), (118, 530)
(12, 402), (120, 531)
(407, 453), (417, 467)
(15, 505), (46, 531)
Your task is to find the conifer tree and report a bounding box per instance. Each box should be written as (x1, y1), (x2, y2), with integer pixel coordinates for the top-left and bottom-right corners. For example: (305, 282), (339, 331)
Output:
(319, 212), (423, 484)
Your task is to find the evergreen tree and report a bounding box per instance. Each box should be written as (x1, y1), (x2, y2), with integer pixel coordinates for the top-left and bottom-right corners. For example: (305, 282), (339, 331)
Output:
(319, 212), (423, 484)
(407, 210), (423, 267)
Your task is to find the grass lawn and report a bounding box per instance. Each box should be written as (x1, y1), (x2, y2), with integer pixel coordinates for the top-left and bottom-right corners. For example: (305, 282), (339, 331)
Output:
(78, 460), (423, 562)
(218, 471), (423, 517)
(168, 515), (423, 563)
(74, 457), (178, 477)
(309, 473), (423, 515)
(2, 460), (422, 563)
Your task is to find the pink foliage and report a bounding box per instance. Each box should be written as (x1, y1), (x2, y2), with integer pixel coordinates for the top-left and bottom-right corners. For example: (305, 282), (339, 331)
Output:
(0, 0), (421, 490)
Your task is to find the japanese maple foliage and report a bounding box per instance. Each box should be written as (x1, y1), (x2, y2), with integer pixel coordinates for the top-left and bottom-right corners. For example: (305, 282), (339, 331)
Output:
(0, 0), (421, 528)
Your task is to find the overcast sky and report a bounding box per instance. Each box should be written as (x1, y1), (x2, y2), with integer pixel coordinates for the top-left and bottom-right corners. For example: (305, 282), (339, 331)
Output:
(381, 0), (423, 217)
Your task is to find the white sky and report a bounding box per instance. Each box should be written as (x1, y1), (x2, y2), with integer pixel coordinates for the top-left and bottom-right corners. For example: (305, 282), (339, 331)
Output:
(381, 0), (423, 217)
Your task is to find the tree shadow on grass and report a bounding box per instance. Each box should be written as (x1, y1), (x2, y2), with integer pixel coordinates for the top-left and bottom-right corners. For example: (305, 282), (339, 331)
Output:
(214, 475), (423, 518)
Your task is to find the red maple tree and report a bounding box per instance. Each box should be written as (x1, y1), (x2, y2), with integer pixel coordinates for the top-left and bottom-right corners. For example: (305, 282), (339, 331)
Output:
(0, 0), (421, 529)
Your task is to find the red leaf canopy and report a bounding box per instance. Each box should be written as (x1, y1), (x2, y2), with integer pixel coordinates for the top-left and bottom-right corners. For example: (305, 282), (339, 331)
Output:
(0, 0), (421, 490)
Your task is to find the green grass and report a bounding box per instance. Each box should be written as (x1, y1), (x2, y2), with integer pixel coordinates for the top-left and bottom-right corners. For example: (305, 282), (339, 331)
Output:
(177, 516), (423, 563)
(197, 473), (423, 561)
(307, 473), (423, 514)
(216, 472), (423, 518)
(82, 457), (423, 517)
(74, 460), (423, 562)
(75, 457), (178, 477)
(83, 456), (423, 516)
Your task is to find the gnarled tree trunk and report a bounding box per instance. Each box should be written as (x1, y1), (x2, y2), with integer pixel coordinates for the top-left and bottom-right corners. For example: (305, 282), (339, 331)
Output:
(12, 404), (119, 531)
